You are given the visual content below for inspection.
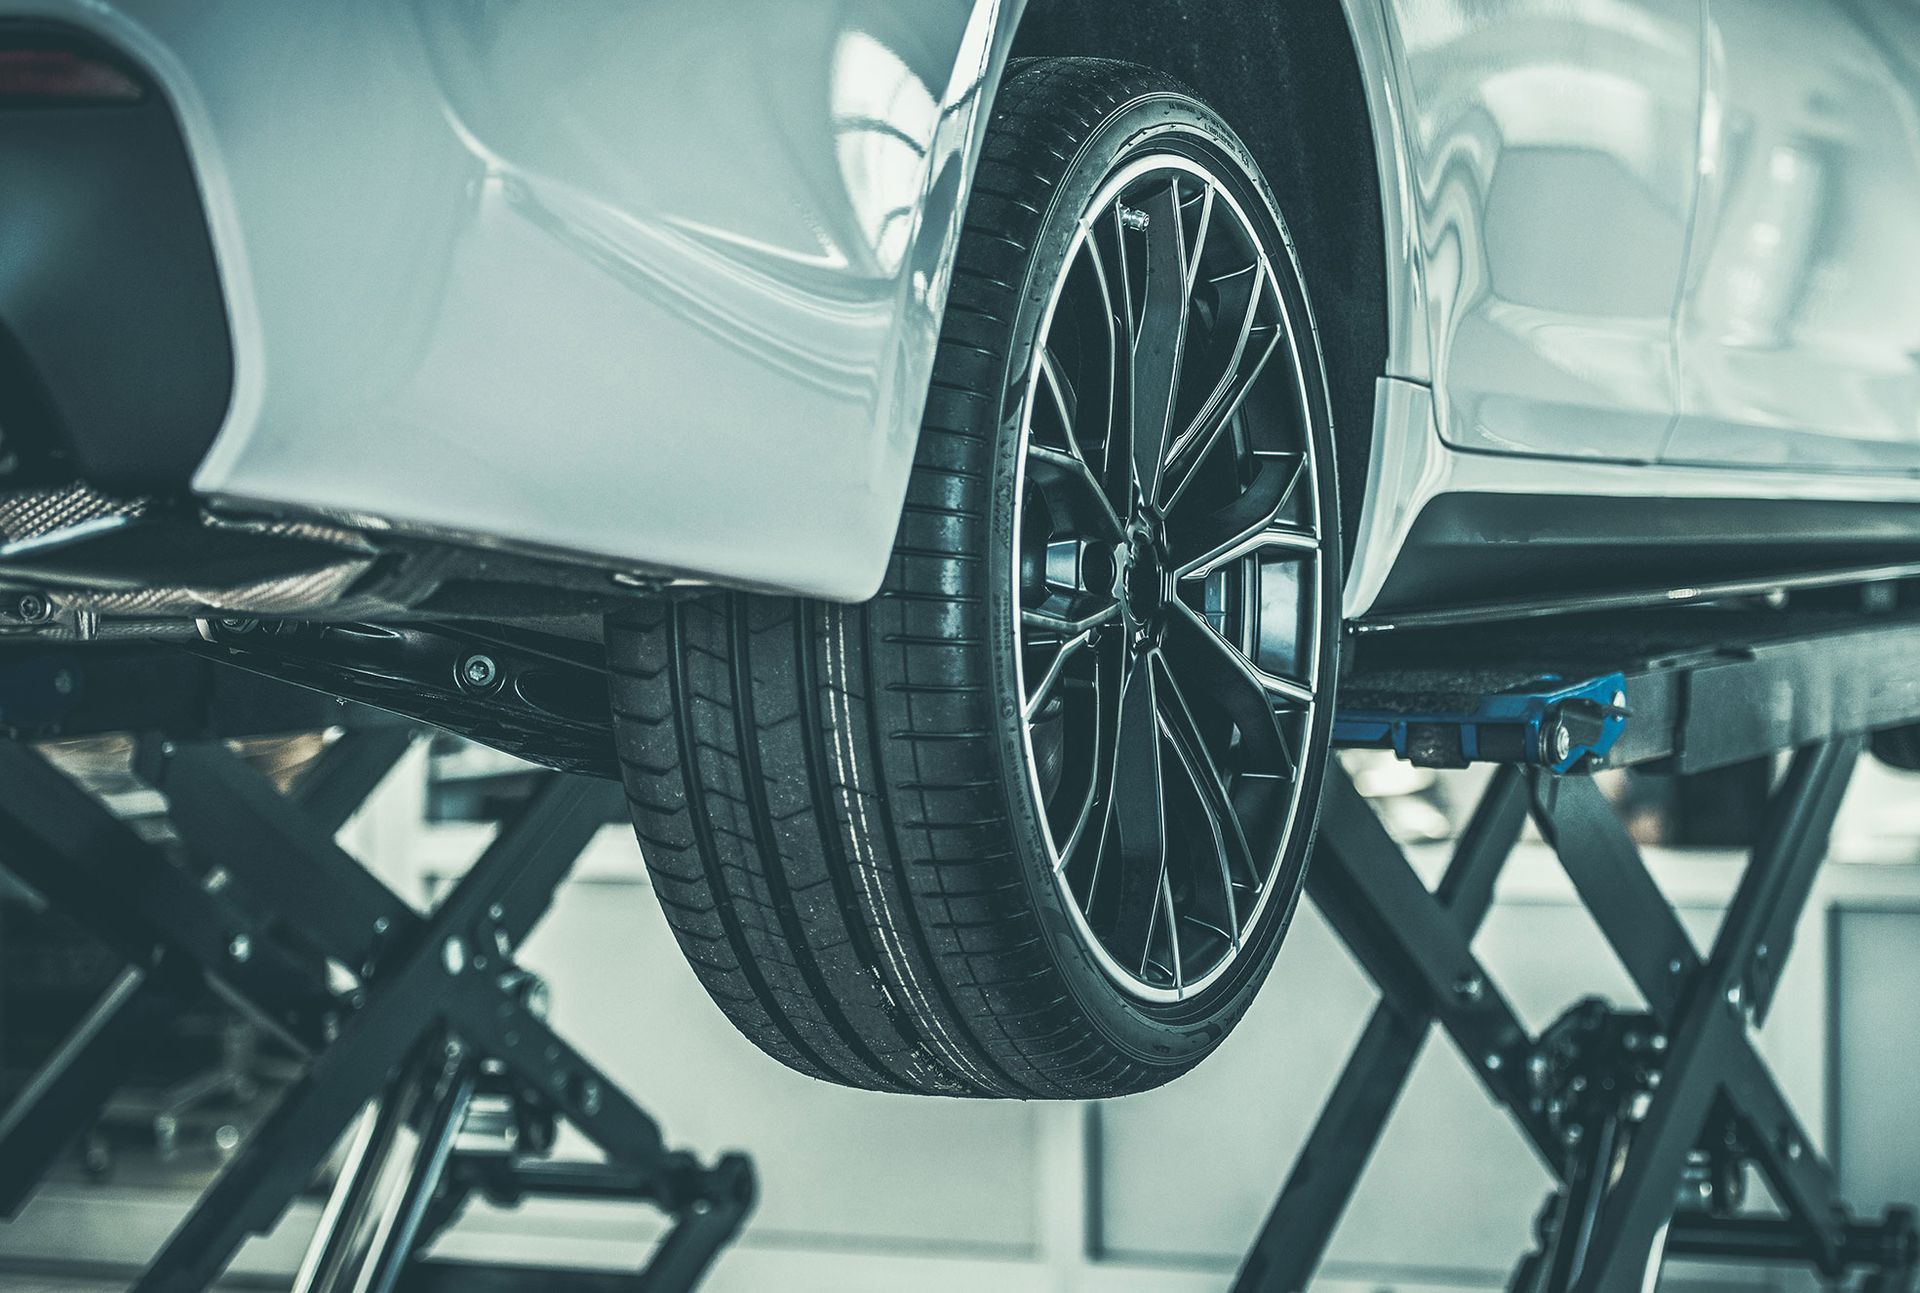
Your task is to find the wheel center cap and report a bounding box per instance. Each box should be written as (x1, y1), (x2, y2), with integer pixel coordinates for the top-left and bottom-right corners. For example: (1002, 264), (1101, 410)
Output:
(1120, 516), (1171, 625)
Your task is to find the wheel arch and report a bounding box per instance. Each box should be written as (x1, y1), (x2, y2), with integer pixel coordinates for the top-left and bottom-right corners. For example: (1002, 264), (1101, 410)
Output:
(997, 0), (1424, 565)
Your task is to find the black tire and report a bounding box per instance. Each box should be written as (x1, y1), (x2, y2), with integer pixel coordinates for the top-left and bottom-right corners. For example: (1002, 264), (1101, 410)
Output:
(608, 57), (1343, 1098)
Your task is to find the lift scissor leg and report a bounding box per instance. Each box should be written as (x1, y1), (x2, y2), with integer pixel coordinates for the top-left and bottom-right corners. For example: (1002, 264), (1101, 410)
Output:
(0, 723), (753, 1292)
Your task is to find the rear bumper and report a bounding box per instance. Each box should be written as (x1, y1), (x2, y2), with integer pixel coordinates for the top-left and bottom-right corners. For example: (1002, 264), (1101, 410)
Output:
(0, 18), (233, 495)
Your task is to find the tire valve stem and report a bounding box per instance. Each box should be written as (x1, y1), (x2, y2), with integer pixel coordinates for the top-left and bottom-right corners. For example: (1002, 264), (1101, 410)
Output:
(1118, 204), (1151, 232)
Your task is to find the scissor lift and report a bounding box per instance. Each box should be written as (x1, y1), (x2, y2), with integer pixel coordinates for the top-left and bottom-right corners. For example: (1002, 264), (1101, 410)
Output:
(0, 652), (751, 1293)
(5, 596), (1920, 1291)
(1240, 602), (1920, 1291)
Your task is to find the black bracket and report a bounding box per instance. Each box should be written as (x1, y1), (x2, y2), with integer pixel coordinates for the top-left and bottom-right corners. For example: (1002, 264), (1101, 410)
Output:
(0, 721), (753, 1291)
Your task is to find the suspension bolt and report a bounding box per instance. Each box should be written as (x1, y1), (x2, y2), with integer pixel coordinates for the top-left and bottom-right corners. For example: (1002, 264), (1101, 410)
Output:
(14, 592), (52, 624)
(458, 653), (500, 692)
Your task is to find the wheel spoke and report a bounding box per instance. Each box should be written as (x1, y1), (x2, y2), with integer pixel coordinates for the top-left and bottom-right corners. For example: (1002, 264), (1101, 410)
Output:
(1088, 654), (1166, 958)
(1156, 867), (1183, 995)
(1155, 660), (1250, 944)
(1025, 629), (1093, 721)
(1183, 183), (1215, 300)
(1165, 600), (1302, 770)
(1163, 271), (1281, 515)
(1167, 454), (1310, 578)
(1027, 443), (1125, 543)
(1076, 232), (1125, 496)
(1129, 180), (1192, 507)
(1024, 602), (1119, 637)
(1038, 349), (1106, 482)
(1177, 598), (1314, 709)
(1175, 524), (1318, 583)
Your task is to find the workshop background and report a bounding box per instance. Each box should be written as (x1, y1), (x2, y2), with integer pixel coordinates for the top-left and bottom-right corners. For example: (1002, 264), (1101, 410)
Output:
(1, 737), (1915, 1292)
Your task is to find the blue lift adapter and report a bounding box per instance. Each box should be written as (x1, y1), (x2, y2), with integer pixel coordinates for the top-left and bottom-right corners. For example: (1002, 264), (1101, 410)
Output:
(1334, 672), (1630, 773)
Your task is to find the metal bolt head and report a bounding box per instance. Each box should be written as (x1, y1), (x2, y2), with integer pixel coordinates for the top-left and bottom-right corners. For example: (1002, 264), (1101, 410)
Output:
(523, 978), (552, 1020)
(227, 934), (253, 963)
(442, 936), (467, 976)
(1452, 972), (1485, 1004)
(575, 1077), (603, 1116)
(1551, 721), (1574, 763)
(51, 669), (74, 696)
(459, 653), (499, 691)
(1485, 1052), (1505, 1072)
(1726, 983), (1745, 1015)
(14, 592), (51, 624)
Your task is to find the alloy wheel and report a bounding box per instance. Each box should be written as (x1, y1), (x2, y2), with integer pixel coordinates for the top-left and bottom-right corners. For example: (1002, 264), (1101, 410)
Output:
(1012, 153), (1327, 1004)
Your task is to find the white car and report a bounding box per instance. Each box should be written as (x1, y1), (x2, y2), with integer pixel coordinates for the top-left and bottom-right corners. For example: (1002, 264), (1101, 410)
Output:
(2, 1), (1917, 1097)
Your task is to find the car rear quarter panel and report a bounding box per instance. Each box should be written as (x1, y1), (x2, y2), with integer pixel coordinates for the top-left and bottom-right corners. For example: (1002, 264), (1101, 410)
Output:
(2, 0), (1009, 600)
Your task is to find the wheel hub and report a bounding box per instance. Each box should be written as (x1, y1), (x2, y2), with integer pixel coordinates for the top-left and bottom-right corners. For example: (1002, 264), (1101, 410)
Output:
(1121, 513), (1172, 636)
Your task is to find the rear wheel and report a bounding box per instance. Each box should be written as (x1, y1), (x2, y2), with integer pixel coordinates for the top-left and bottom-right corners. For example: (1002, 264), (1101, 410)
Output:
(608, 57), (1343, 1097)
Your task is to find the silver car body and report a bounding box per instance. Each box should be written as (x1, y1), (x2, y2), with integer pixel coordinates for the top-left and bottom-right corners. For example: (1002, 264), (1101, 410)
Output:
(8, 0), (1919, 616)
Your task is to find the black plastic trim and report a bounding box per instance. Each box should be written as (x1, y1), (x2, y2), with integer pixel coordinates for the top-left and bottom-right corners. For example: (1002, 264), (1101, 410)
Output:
(1368, 492), (1920, 617)
(0, 20), (234, 492)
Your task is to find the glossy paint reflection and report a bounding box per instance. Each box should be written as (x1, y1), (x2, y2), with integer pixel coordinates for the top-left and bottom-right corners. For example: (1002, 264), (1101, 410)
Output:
(1389, 0), (1702, 462)
(75, 0), (1005, 600)
(1664, 0), (1920, 471)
